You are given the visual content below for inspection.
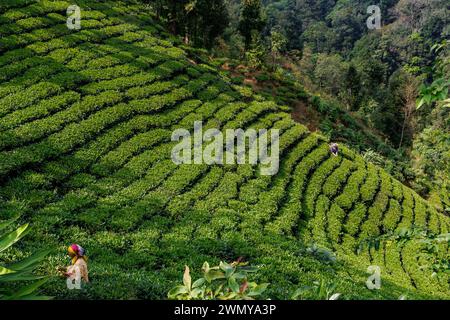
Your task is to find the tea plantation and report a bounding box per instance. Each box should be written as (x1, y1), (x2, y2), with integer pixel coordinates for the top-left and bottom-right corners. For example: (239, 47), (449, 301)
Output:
(0, 0), (448, 299)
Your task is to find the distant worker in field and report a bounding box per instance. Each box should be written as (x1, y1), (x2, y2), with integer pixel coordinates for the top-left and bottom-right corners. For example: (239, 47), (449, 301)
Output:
(64, 244), (89, 289)
(330, 143), (339, 157)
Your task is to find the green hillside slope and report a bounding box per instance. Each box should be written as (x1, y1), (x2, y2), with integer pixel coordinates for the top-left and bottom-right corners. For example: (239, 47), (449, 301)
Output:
(0, 0), (448, 299)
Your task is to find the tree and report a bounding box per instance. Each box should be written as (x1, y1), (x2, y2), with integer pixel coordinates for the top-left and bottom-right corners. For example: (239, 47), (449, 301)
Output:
(152, 0), (166, 20)
(270, 28), (287, 70)
(301, 21), (335, 53)
(399, 76), (419, 149)
(283, 0), (303, 51)
(149, 0), (229, 48)
(412, 41), (449, 208)
(192, 0), (230, 48)
(417, 41), (449, 109)
(388, 69), (419, 149)
(166, 0), (189, 35)
(327, 1), (365, 53)
(395, 0), (430, 32)
(295, 0), (335, 28)
(343, 64), (362, 111)
(412, 125), (450, 203)
(314, 53), (347, 95)
(238, 0), (265, 50)
(245, 31), (266, 69)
